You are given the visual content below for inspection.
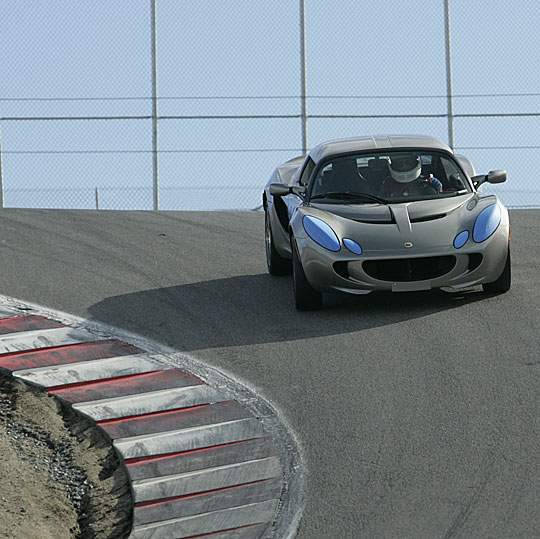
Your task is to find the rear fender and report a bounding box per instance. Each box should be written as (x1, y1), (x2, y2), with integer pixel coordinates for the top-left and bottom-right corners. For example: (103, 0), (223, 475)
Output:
(268, 200), (292, 258)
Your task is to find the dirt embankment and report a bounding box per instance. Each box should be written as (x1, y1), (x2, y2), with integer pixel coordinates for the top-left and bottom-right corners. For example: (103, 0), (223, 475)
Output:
(0, 374), (132, 538)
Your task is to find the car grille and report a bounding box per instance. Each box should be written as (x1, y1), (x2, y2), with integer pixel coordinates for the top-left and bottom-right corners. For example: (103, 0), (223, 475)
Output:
(362, 255), (456, 282)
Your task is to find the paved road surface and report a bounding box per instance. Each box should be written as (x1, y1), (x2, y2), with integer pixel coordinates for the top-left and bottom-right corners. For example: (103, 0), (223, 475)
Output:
(0, 208), (538, 538)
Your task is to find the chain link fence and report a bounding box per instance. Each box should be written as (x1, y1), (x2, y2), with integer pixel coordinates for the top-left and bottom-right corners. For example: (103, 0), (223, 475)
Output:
(1, 1), (539, 211)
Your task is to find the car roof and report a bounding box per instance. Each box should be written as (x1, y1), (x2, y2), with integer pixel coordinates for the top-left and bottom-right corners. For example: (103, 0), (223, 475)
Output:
(308, 135), (452, 164)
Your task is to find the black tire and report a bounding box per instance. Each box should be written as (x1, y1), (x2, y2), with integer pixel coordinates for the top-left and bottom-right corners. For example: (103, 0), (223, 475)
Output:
(291, 237), (323, 310)
(265, 210), (291, 275)
(483, 249), (511, 294)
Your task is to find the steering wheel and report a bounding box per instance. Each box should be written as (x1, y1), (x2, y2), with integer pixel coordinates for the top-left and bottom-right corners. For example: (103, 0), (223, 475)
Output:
(403, 179), (439, 196)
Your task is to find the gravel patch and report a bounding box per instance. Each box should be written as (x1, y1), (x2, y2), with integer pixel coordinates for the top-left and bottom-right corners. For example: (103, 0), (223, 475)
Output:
(0, 374), (132, 538)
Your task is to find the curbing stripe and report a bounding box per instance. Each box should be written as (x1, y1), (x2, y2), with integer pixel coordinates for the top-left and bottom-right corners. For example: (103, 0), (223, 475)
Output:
(0, 315), (64, 335)
(99, 401), (252, 440)
(174, 523), (271, 539)
(0, 326), (102, 355)
(114, 418), (266, 460)
(128, 500), (279, 539)
(48, 368), (203, 403)
(0, 339), (142, 372)
(125, 437), (278, 482)
(131, 456), (281, 504)
(13, 353), (169, 388)
(133, 477), (282, 526)
(73, 384), (229, 421)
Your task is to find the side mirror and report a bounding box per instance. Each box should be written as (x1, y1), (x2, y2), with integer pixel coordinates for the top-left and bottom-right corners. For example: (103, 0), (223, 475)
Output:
(486, 170), (506, 184)
(269, 183), (291, 197)
(472, 170), (506, 188)
(269, 183), (306, 197)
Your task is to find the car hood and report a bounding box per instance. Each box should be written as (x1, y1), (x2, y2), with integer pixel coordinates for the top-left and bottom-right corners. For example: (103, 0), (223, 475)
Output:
(310, 195), (473, 224)
(301, 194), (495, 252)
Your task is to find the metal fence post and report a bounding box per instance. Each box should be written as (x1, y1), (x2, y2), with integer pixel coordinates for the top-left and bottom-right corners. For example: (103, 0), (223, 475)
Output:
(95, 187), (100, 210)
(299, 0), (308, 155)
(151, 0), (160, 210)
(0, 117), (4, 209)
(444, 0), (455, 150)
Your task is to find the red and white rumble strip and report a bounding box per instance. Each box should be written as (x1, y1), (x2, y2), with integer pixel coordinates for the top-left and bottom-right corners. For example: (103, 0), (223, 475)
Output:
(0, 304), (296, 539)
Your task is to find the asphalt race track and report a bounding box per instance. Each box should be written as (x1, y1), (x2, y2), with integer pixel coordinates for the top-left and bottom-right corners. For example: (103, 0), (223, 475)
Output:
(0, 208), (539, 538)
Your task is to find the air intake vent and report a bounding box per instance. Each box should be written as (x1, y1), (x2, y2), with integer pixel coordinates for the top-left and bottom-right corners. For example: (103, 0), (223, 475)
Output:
(468, 253), (483, 271)
(353, 217), (395, 225)
(363, 255), (456, 282)
(410, 213), (446, 223)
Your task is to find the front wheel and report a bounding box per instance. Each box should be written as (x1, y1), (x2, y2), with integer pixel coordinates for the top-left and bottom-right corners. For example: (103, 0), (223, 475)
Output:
(483, 249), (511, 294)
(291, 237), (323, 310)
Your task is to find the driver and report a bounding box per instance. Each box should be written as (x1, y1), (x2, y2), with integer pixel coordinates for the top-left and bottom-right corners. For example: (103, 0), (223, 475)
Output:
(378, 154), (442, 197)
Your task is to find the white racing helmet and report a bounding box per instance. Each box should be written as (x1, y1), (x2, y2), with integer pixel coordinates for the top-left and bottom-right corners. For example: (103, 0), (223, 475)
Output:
(389, 154), (422, 183)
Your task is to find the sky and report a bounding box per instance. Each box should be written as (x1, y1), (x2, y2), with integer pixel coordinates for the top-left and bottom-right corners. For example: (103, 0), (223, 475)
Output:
(0, 1), (539, 210)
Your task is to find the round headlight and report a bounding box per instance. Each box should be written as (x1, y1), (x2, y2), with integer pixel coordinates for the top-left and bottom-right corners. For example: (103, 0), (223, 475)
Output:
(473, 204), (501, 243)
(303, 215), (340, 252)
(453, 230), (469, 249)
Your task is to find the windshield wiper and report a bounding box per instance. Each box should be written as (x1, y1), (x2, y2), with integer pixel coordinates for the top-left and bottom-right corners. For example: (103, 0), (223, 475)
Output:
(310, 191), (388, 204)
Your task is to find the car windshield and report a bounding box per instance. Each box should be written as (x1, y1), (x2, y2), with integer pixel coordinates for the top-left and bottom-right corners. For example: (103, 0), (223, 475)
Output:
(309, 151), (472, 203)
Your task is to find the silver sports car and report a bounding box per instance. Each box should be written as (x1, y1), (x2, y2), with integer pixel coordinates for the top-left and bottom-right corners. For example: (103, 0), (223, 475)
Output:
(262, 135), (511, 310)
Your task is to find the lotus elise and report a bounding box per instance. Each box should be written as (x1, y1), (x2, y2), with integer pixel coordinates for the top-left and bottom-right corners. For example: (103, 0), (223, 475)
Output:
(263, 135), (510, 310)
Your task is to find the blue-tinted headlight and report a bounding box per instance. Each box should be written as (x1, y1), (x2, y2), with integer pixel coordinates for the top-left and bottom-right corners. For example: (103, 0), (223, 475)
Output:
(473, 204), (501, 243)
(453, 230), (469, 249)
(303, 215), (340, 252)
(343, 238), (363, 255)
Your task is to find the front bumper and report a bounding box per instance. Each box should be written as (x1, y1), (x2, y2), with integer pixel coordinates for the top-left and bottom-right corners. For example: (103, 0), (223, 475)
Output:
(295, 224), (509, 295)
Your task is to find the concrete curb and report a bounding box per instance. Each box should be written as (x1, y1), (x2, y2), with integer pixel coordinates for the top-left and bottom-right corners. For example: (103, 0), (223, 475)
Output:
(0, 295), (305, 539)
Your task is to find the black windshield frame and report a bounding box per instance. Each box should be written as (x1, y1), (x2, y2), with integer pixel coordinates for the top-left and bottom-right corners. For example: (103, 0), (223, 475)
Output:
(305, 148), (474, 204)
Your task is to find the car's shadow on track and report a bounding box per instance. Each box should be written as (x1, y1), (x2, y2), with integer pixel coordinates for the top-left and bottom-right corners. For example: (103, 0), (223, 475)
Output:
(88, 273), (491, 352)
